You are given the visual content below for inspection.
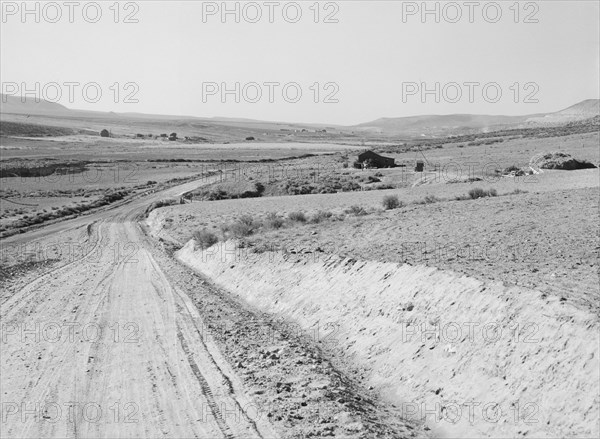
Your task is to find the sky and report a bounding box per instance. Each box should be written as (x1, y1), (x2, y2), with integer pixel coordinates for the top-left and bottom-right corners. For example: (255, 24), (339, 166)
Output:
(1, 0), (599, 125)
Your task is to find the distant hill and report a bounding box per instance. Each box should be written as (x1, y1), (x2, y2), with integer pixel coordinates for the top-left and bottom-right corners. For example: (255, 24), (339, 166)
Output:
(0, 94), (336, 133)
(1, 93), (597, 138)
(352, 99), (599, 137)
(352, 114), (540, 137)
(561, 99), (599, 114)
(0, 94), (70, 115)
(526, 99), (600, 124)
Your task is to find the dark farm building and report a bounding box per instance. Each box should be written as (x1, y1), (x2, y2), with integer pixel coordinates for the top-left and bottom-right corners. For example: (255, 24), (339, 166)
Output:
(355, 151), (396, 168)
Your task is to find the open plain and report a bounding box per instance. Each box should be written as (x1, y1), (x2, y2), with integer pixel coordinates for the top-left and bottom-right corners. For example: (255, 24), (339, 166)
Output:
(1, 103), (599, 438)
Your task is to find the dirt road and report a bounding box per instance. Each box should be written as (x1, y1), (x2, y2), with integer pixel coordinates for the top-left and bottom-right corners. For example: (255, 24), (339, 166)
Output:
(1, 178), (277, 438)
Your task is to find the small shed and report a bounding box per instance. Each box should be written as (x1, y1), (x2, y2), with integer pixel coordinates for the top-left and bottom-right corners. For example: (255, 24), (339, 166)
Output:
(355, 151), (396, 169)
(415, 160), (424, 172)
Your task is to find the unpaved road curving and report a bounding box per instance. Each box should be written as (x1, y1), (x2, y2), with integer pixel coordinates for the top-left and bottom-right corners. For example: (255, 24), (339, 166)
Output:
(0, 177), (277, 438)
(1, 176), (428, 439)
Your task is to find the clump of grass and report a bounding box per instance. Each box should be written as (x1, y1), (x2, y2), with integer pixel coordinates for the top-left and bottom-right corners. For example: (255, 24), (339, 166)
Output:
(468, 188), (486, 199)
(193, 228), (219, 249)
(237, 214), (256, 226)
(222, 214), (259, 238)
(264, 212), (284, 229)
(288, 211), (307, 223)
(416, 195), (441, 205)
(468, 188), (498, 199)
(229, 222), (255, 237)
(310, 210), (333, 223)
(510, 188), (528, 195)
(382, 195), (402, 210)
(344, 205), (368, 216)
(454, 194), (470, 201)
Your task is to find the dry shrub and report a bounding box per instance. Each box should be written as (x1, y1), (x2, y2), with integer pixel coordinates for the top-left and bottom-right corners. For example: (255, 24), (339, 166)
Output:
(468, 188), (497, 199)
(416, 195), (441, 205)
(382, 195), (402, 210)
(264, 212), (284, 229)
(344, 205), (368, 216)
(222, 214), (260, 238)
(193, 229), (219, 249)
(310, 210), (333, 223)
(288, 211), (307, 222)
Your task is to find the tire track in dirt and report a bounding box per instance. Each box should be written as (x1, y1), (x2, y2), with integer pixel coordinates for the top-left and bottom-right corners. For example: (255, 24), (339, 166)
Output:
(171, 286), (268, 439)
(175, 326), (236, 439)
(1, 174), (272, 438)
(1, 219), (104, 312)
(11, 236), (126, 438)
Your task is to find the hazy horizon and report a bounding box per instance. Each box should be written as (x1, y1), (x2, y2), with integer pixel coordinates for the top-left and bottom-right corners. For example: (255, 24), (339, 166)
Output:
(2, 92), (599, 127)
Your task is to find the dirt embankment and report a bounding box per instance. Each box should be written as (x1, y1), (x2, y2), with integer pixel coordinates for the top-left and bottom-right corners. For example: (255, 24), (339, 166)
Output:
(150, 236), (428, 439)
(176, 241), (599, 439)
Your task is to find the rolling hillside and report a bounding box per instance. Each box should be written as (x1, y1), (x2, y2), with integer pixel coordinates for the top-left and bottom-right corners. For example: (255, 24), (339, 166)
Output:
(353, 99), (599, 137)
(0, 93), (70, 115)
(1, 94), (598, 139)
(527, 99), (600, 124)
